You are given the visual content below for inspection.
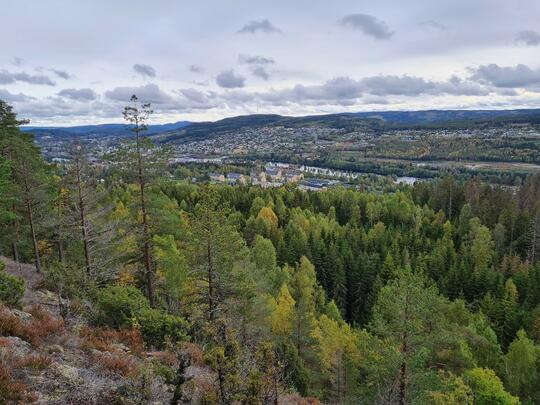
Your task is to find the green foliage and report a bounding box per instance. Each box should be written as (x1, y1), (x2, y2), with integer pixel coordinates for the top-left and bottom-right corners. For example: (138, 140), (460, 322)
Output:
(464, 368), (520, 405)
(504, 330), (539, 401)
(0, 262), (25, 308)
(93, 285), (150, 329)
(136, 307), (188, 349)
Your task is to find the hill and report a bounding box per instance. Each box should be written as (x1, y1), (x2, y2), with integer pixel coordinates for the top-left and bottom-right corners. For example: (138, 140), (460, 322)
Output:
(20, 108), (540, 144)
(160, 108), (540, 143)
(21, 121), (192, 140)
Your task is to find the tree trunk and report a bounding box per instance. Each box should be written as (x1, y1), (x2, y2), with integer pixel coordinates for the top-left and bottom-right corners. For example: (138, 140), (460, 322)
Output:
(57, 239), (65, 263)
(75, 157), (92, 274)
(26, 198), (41, 273)
(11, 242), (19, 263)
(207, 239), (215, 321)
(136, 127), (155, 307)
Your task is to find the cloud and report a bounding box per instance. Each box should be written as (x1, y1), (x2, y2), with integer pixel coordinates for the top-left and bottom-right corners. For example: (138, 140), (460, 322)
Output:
(216, 70), (246, 88)
(419, 20), (448, 31)
(250, 66), (270, 80)
(470, 64), (540, 88)
(222, 73), (491, 108)
(339, 13), (394, 40)
(50, 69), (72, 79)
(238, 54), (275, 65)
(58, 88), (97, 101)
(12, 57), (24, 66)
(238, 19), (281, 34)
(189, 64), (204, 73)
(133, 63), (156, 78)
(0, 70), (55, 86)
(177, 88), (219, 109)
(360, 74), (488, 96)
(515, 30), (540, 46)
(105, 83), (173, 103)
(0, 89), (33, 102)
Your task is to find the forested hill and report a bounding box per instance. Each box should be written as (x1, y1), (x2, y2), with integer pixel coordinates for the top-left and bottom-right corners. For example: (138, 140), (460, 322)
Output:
(3, 98), (540, 403)
(21, 108), (540, 143)
(21, 120), (192, 140)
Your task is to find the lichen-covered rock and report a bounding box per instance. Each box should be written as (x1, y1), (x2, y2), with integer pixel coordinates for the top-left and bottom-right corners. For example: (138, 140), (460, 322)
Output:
(0, 335), (32, 357)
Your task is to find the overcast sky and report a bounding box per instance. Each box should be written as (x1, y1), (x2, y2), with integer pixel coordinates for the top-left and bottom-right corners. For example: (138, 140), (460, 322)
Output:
(2, 0), (540, 125)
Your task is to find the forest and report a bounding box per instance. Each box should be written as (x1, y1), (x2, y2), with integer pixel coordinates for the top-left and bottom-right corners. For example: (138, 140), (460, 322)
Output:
(2, 97), (540, 404)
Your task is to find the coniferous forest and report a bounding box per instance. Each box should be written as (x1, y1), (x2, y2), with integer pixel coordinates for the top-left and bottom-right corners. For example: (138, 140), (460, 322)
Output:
(2, 98), (540, 404)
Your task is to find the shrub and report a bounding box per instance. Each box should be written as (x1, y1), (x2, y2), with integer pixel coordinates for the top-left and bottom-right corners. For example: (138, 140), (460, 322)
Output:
(15, 353), (52, 372)
(0, 362), (36, 403)
(92, 285), (188, 349)
(79, 326), (145, 357)
(0, 263), (25, 308)
(136, 307), (188, 349)
(94, 286), (150, 329)
(27, 305), (64, 344)
(0, 304), (29, 341)
(96, 352), (140, 377)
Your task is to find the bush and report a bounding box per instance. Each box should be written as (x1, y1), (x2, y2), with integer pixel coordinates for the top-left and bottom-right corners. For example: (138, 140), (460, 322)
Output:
(0, 263), (25, 308)
(137, 307), (188, 349)
(93, 285), (188, 348)
(95, 352), (140, 376)
(0, 363), (36, 403)
(94, 286), (150, 329)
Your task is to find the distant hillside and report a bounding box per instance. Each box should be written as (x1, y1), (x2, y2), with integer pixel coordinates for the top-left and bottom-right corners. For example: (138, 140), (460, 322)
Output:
(22, 121), (192, 139)
(160, 108), (540, 144)
(347, 108), (540, 124)
(160, 113), (384, 143)
(22, 108), (540, 143)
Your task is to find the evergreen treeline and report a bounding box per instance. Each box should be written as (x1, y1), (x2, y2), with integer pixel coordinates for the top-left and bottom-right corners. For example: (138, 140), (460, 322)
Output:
(2, 98), (540, 404)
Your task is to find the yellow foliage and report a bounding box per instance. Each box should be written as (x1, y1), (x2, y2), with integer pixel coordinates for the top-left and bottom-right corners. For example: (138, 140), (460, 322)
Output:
(257, 206), (279, 229)
(312, 314), (361, 372)
(270, 285), (295, 336)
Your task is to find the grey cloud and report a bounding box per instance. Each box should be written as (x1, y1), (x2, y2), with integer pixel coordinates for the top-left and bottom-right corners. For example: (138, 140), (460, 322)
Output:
(216, 70), (246, 88)
(58, 88), (97, 101)
(238, 19), (281, 34)
(470, 64), (540, 88)
(239, 54), (275, 65)
(516, 30), (540, 46)
(133, 63), (156, 78)
(250, 66), (270, 80)
(50, 69), (72, 79)
(179, 88), (209, 103)
(226, 74), (490, 107)
(0, 89), (33, 102)
(12, 57), (24, 66)
(105, 83), (173, 103)
(178, 88), (219, 109)
(0, 70), (55, 86)
(189, 65), (204, 73)
(339, 14), (394, 40)
(361, 75), (488, 96)
(419, 20), (448, 31)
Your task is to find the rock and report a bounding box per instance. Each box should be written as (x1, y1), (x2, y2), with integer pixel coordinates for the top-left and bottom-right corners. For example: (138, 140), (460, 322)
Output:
(46, 344), (64, 354)
(110, 343), (129, 353)
(0, 336), (32, 357)
(52, 363), (82, 385)
(35, 290), (62, 307)
(11, 308), (33, 321)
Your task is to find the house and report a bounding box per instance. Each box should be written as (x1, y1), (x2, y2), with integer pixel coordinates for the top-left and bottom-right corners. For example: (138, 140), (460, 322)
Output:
(209, 173), (225, 183)
(265, 167), (282, 181)
(227, 173), (247, 185)
(299, 179), (329, 191)
(284, 170), (304, 183)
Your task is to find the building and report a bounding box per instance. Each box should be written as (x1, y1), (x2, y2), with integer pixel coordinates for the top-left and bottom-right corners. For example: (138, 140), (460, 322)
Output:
(209, 173), (225, 183)
(265, 167), (282, 181)
(227, 173), (247, 185)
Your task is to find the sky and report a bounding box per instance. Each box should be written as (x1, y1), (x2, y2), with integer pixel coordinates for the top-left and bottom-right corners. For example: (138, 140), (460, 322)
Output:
(1, 0), (540, 126)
